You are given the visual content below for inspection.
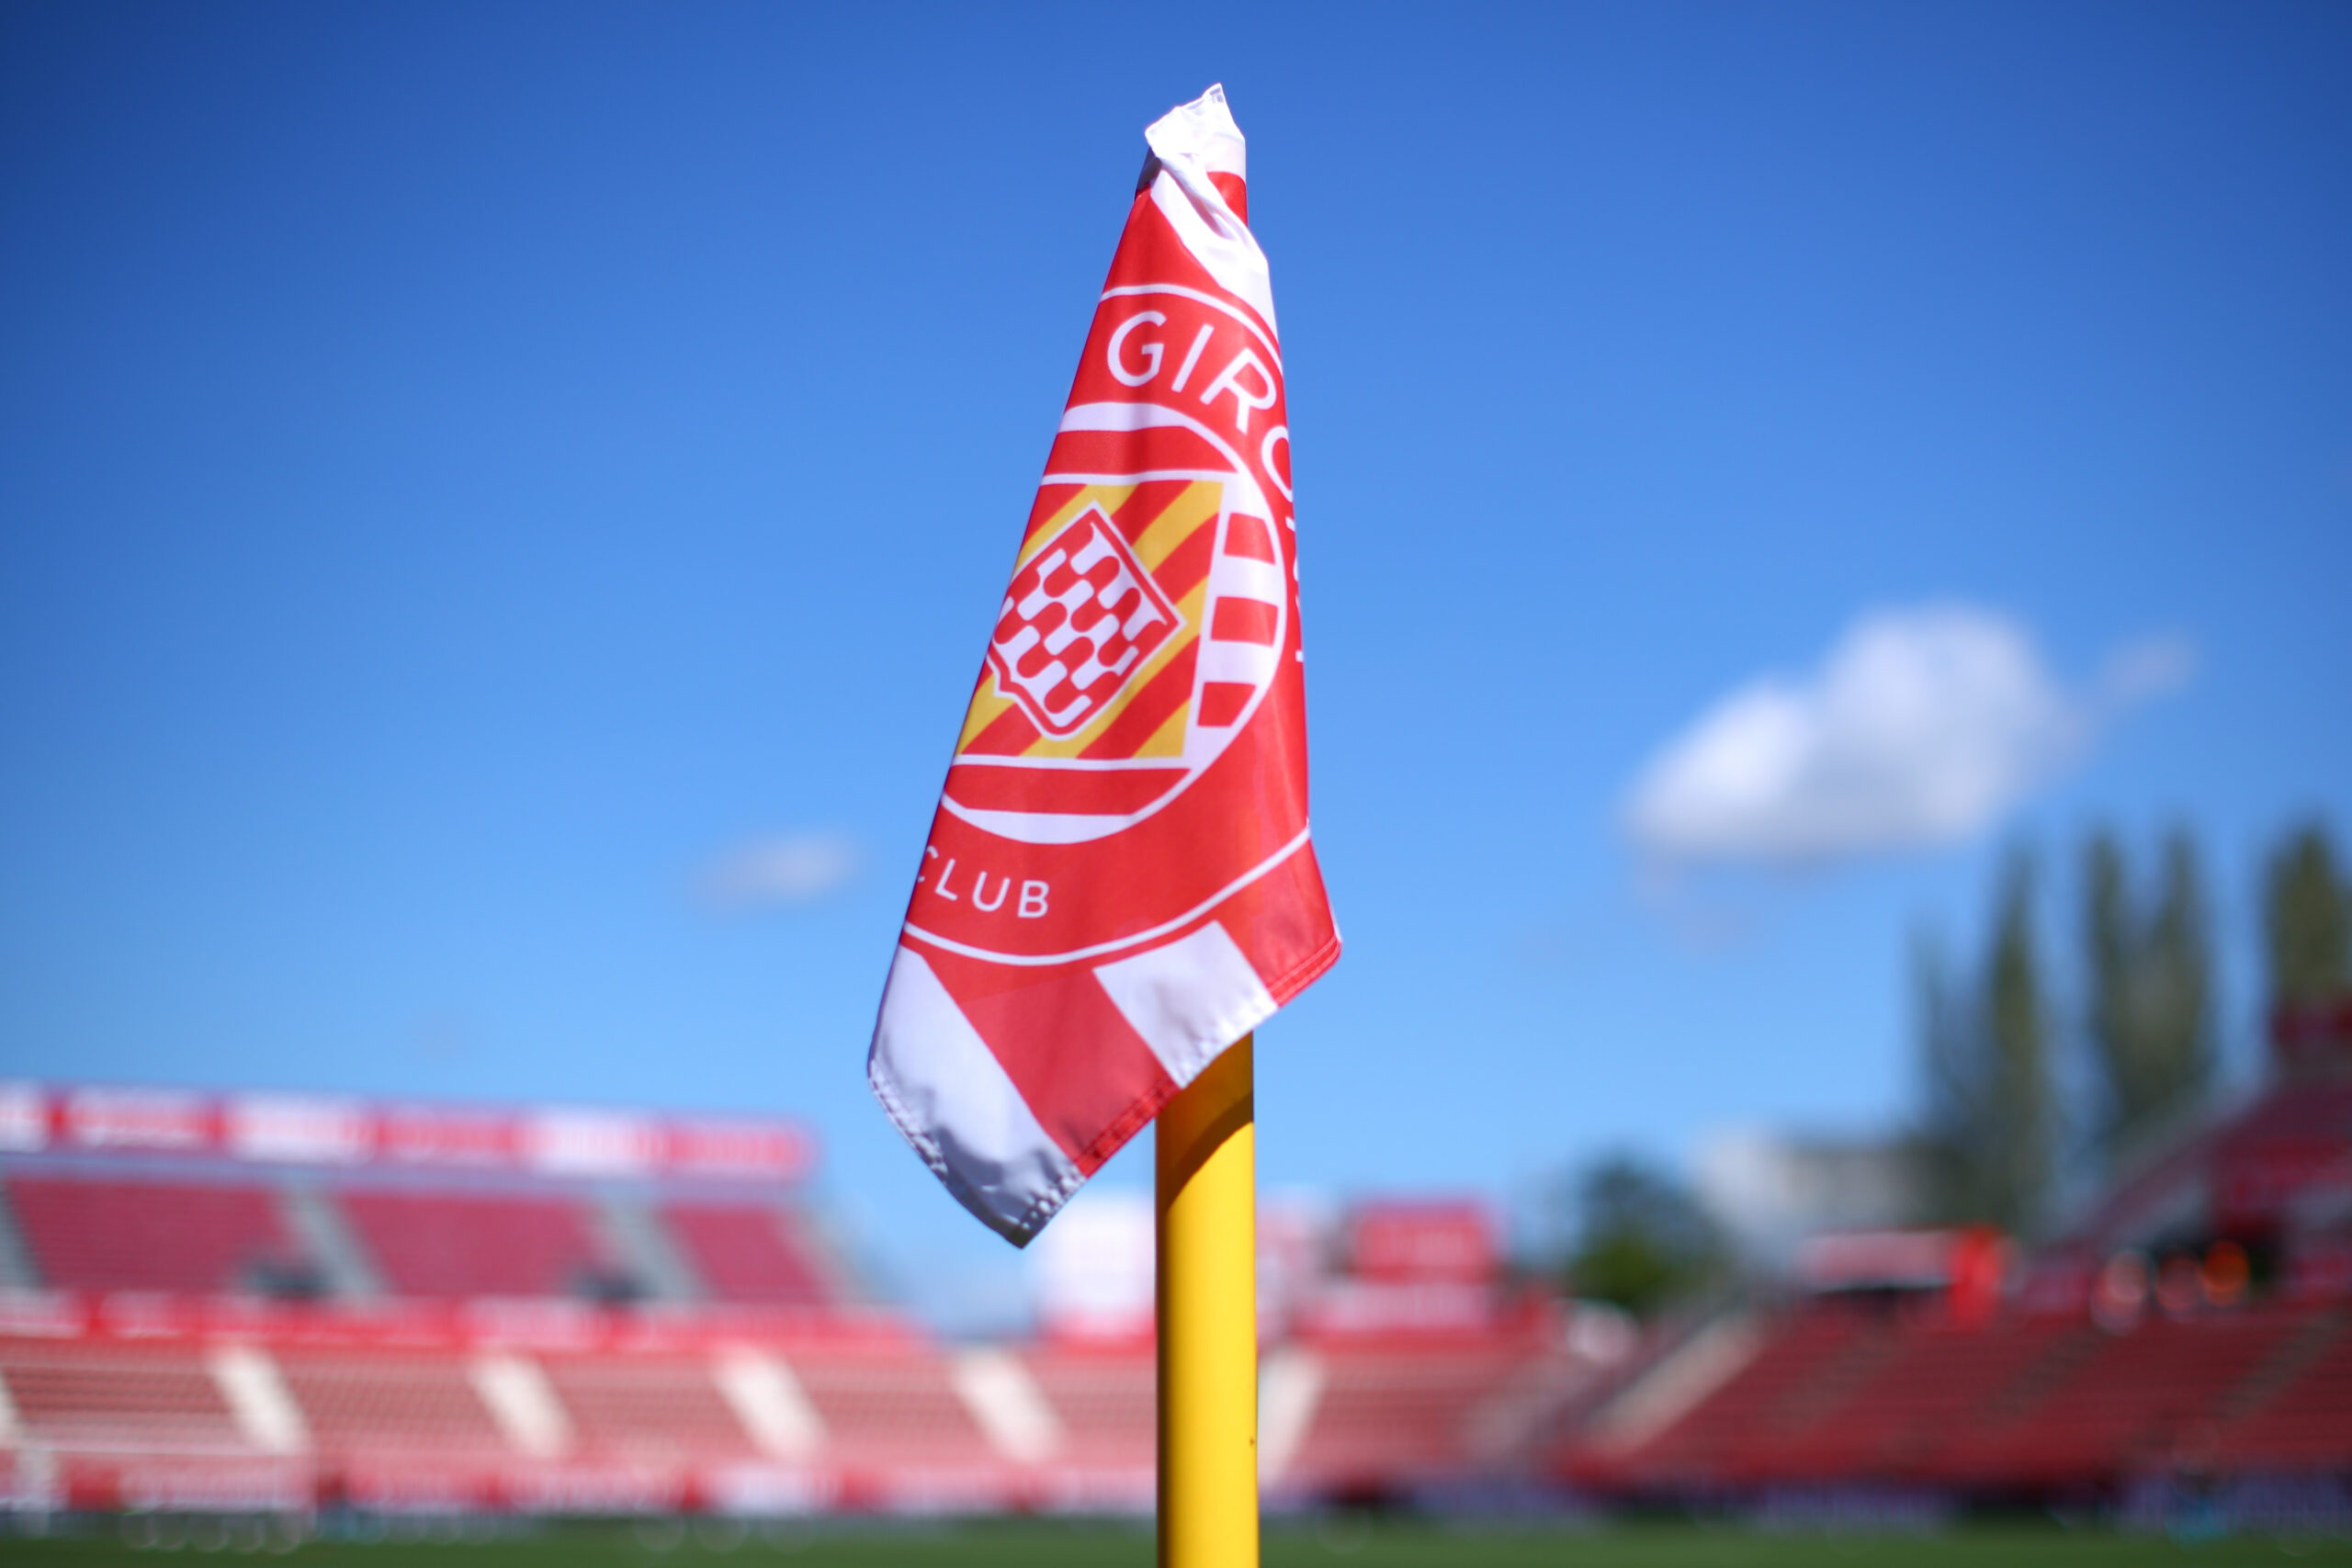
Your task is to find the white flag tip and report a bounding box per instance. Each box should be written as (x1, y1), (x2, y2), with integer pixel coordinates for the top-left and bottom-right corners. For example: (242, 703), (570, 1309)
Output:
(1148, 84), (1247, 181)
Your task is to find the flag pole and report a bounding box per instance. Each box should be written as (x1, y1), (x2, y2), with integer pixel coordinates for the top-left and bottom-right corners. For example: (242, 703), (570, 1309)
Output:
(1157, 1032), (1257, 1568)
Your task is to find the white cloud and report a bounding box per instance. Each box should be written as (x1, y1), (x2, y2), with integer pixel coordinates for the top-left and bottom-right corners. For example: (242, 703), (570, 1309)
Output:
(1624, 605), (2191, 867)
(696, 831), (860, 911)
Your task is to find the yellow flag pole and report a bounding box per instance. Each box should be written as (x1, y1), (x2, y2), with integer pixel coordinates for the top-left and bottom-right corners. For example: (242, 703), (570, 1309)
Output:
(1157, 1032), (1257, 1568)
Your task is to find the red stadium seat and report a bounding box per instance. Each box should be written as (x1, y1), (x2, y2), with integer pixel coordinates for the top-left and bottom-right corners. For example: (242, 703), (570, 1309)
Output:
(1288, 1347), (1530, 1490)
(541, 1354), (764, 1464)
(2218, 1314), (2352, 1472)
(6, 1174), (305, 1296)
(1582, 1304), (2332, 1493)
(659, 1201), (834, 1305)
(335, 1189), (613, 1300)
(1615, 1309), (1868, 1483)
(1762, 1316), (2078, 1483)
(1021, 1348), (1155, 1472)
(273, 1348), (513, 1463)
(789, 1347), (994, 1472)
(1934, 1312), (2303, 1484)
(0, 1339), (253, 1453)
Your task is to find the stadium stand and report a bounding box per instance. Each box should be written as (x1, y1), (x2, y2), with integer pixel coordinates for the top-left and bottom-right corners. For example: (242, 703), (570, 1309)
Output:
(0, 1339), (253, 1455)
(4, 1041), (2351, 1520)
(1606, 1309), (1865, 1485)
(1621, 1303), (2350, 1495)
(1937, 1311), (2303, 1484)
(1559, 1012), (2352, 1514)
(275, 1348), (516, 1468)
(335, 1190), (618, 1302)
(542, 1353), (768, 1466)
(2216, 1311), (2352, 1472)
(1757, 1313), (2078, 1482)
(6, 1174), (308, 1296)
(1282, 1344), (1541, 1495)
(790, 1347), (995, 1474)
(1018, 1348), (1154, 1473)
(659, 1201), (831, 1304)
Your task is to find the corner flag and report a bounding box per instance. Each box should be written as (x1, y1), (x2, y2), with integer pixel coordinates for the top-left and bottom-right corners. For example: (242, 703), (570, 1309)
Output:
(869, 85), (1338, 1244)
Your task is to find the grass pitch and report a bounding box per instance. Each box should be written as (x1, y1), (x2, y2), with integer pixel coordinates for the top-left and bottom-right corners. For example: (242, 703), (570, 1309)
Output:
(5, 1519), (2352, 1566)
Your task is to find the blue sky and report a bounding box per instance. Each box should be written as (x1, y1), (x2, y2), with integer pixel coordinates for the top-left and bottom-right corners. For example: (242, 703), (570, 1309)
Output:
(4, 3), (2346, 1324)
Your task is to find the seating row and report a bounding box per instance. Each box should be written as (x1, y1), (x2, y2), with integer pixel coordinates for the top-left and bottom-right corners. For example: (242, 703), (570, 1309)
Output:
(0, 1335), (1564, 1505)
(2, 1173), (834, 1306)
(1577, 1303), (2350, 1487)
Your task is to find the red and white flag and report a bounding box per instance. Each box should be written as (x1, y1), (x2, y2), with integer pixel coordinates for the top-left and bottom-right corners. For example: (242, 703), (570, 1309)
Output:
(869, 86), (1339, 1244)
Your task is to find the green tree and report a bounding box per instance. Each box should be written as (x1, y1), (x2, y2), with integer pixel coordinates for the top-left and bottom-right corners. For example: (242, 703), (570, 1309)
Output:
(2085, 827), (2215, 1167)
(1982, 851), (2056, 1233)
(2266, 822), (2349, 1009)
(1914, 926), (1982, 1224)
(1560, 1156), (1724, 1318)
(1915, 849), (2057, 1235)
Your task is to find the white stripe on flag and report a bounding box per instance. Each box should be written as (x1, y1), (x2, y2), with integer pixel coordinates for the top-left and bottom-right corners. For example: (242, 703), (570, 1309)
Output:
(870, 946), (1080, 1244)
(1144, 88), (1275, 334)
(1091, 920), (1277, 1086)
(1211, 555), (1285, 604)
(1196, 638), (1281, 687)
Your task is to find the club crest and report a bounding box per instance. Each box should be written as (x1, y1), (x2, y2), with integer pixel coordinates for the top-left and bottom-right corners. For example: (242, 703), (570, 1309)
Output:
(943, 285), (1292, 849)
(985, 503), (1182, 739)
